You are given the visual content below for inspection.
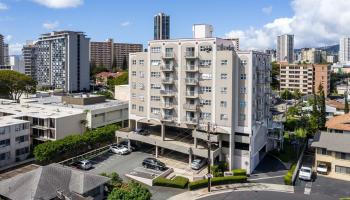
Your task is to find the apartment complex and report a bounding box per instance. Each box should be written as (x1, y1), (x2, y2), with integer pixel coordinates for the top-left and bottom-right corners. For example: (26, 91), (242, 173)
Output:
(277, 34), (294, 63)
(339, 37), (350, 64)
(154, 13), (170, 40)
(301, 48), (322, 64)
(90, 39), (143, 70)
(3, 43), (9, 65)
(279, 63), (331, 95)
(0, 34), (3, 65)
(0, 117), (30, 168)
(35, 31), (90, 92)
(22, 41), (37, 78)
(116, 26), (271, 173)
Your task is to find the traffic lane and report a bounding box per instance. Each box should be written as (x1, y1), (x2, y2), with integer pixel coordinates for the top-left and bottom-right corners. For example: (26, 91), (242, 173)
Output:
(311, 176), (350, 199)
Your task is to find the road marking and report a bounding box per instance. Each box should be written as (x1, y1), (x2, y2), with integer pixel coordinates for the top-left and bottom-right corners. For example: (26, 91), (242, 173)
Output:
(304, 182), (312, 195)
(248, 175), (284, 181)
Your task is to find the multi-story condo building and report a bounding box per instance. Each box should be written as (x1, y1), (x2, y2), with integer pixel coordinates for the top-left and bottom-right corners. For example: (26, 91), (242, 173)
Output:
(0, 34), (4, 65)
(0, 117), (30, 168)
(154, 13), (170, 40)
(279, 63), (331, 95)
(22, 41), (37, 78)
(35, 31), (90, 92)
(301, 48), (322, 64)
(3, 43), (9, 65)
(90, 39), (143, 70)
(339, 37), (350, 64)
(327, 55), (338, 63)
(265, 49), (276, 62)
(277, 34), (294, 63)
(116, 26), (271, 173)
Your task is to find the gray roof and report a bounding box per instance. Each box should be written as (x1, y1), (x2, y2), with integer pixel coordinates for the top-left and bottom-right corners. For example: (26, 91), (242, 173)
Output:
(0, 164), (110, 200)
(311, 132), (350, 154)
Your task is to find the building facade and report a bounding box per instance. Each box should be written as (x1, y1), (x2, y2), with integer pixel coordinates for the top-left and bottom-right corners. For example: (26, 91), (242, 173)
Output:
(279, 63), (330, 95)
(0, 117), (30, 168)
(22, 41), (37, 78)
(0, 34), (4, 65)
(3, 43), (9, 65)
(114, 43), (143, 70)
(154, 13), (170, 40)
(277, 34), (294, 63)
(339, 37), (350, 64)
(301, 48), (322, 64)
(116, 30), (271, 173)
(35, 31), (90, 92)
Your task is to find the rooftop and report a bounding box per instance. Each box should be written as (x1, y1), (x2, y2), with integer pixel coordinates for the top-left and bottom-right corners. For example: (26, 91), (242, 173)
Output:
(312, 132), (350, 154)
(326, 99), (345, 110)
(0, 116), (28, 127)
(325, 113), (350, 131)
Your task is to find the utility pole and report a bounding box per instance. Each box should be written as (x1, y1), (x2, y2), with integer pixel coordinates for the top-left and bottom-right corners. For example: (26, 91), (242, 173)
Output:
(207, 122), (211, 192)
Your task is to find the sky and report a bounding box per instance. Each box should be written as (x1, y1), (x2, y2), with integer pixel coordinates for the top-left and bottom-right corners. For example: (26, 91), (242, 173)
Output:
(0, 0), (348, 55)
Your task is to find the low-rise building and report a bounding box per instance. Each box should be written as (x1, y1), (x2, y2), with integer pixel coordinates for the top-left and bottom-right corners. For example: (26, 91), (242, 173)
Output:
(0, 117), (30, 168)
(325, 113), (350, 134)
(312, 132), (350, 181)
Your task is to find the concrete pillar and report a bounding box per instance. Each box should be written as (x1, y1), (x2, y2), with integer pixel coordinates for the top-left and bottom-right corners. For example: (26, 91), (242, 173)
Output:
(128, 139), (131, 151)
(188, 148), (193, 165)
(155, 146), (158, 158)
(161, 124), (165, 141)
(122, 120), (125, 128)
(116, 137), (119, 144)
(194, 138), (197, 148)
(160, 147), (164, 155)
(219, 140), (223, 161)
(136, 121), (139, 130)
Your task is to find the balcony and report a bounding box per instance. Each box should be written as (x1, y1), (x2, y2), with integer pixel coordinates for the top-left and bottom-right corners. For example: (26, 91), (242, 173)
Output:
(184, 117), (198, 124)
(192, 130), (220, 142)
(160, 65), (174, 71)
(183, 103), (198, 111)
(162, 52), (175, 59)
(185, 78), (198, 85)
(184, 51), (198, 59)
(162, 102), (175, 109)
(161, 77), (174, 84)
(162, 115), (175, 122)
(185, 65), (199, 72)
(160, 90), (175, 96)
(185, 91), (199, 98)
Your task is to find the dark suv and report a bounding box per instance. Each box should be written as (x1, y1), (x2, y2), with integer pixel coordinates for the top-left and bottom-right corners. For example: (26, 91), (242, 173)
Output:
(142, 157), (167, 171)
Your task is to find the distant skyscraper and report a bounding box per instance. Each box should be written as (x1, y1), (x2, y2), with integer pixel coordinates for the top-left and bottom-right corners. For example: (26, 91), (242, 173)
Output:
(35, 31), (90, 92)
(154, 13), (170, 40)
(339, 37), (350, 63)
(3, 43), (9, 65)
(277, 34), (294, 63)
(0, 34), (4, 65)
(22, 41), (37, 78)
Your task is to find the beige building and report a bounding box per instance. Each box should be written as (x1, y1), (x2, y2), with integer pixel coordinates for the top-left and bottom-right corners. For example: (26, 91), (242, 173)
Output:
(116, 25), (271, 173)
(90, 39), (143, 70)
(301, 48), (322, 64)
(312, 132), (350, 181)
(279, 63), (331, 95)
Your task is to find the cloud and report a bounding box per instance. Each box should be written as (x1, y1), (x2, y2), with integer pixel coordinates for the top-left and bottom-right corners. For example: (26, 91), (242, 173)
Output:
(225, 0), (350, 50)
(43, 21), (59, 29)
(120, 21), (130, 27)
(0, 2), (8, 10)
(33, 0), (83, 9)
(262, 6), (273, 14)
(5, 35), (12, 42)
(9, 43), (24, 55)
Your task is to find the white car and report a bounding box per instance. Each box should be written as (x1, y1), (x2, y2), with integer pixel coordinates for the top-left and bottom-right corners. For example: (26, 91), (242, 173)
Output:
(73, 160), (92, 170)
(299, 166), (312, 181)
(191, 159), (207, 170)
(110, 144), (129, 155)
(316, 163), (328, 174)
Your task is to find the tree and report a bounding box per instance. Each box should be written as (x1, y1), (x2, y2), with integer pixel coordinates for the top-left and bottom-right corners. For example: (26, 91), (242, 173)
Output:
(317, 84), (326, 129)
(271, 61), (280, 90)
(107, 181), (151, 200)
(281, 89), (293, 100)
(345, 94), (349, 114)
(0, 70), (36, 101)
(107, 72), (128, 91)
(121, 56), (128, 71)
(293, 89), (302, 101)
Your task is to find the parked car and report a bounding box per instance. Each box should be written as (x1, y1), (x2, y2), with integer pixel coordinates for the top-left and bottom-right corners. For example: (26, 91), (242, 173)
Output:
(118, 141), (136, 152)
(135, 128), (150, 136)
(72, 160), (92, 170)
(299, 166), (312, 181)
(142, 157), (167, 171)
(110, 144), (130, 155)
(191, 158), (207, 170)
(316, 163), (328, 174)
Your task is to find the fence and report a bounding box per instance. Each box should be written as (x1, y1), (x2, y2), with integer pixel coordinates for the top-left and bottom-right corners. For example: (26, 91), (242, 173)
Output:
(59, 145), (111, 166)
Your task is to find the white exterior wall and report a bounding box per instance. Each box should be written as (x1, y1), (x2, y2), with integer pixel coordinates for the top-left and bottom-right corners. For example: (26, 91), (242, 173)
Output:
(340, 37), (350, 64)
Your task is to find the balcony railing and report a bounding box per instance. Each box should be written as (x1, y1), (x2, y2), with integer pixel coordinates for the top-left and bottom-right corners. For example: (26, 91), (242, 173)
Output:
(162, 102), (174, 109)
(161, 77), (174, 84)
(162, 115), (175, 122)
(183, 104), (198, 110)
(185, 91), (199, 98)
(160, 65), (174, 71)
(160, 90), (175, 96)
(184, 117), (198, 124)
(185, 65), (199, 72)
(185, 78), (198, 85)
(185, 51), (198, 59)
(162, 52), (175, 59)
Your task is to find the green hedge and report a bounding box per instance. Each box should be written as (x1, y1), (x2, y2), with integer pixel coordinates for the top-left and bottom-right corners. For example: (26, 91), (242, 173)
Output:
(232, 169), (247, 176)
(34, 124), (119, 163)
(153, 176), (189, 189)
(188, 175), (247, 190)
(284, 163), (297, 185)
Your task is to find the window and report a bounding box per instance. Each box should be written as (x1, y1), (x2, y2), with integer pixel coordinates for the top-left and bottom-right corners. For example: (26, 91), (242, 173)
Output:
(0, 139), (10, 148)
(239, 114), (246, 121)
(139, 106), (144, 112)
(221, 73), (228, 79)
(200, 45), (212, 52)
(240, 74), (247, 80)
(151, 72), (161, 78)
(317, 148), (327, 155)
(240, 101), (246, 108)
(151, 60), (161, 66)
(240, 87), (247, 94)
(151, 96), (161, 101)
(200, 99), (211, 106)
(132, 104), (136, 109)
(131, 82), (136, 89)
(139, 60), (144, 65)
(221, 87), (227, 94)
(151, 47), (161, 53)
(199, 60), (212, 67)
(132, 60), (136, 65)
(138, 83), (144, 90)
(221, 60), (228, 65)
(139, 71), (145, 78)
(235, 142), (249, 151)
(131, 93), (136, 99)
(151, 84), (161, 89)
(200, 112), (211, 120)
(220, 101), (227, 108)
(200, 86), (212, 93)
(139, 95), (144, 101)
(201, 73), (212, 80)
(16, 147), (29, 156)
(151, 107), (161, 114)
(0, 152), (10, 161)
(335, 165), (350, 174)
(335, 152), (350, 160)
(15, 135), (29, 143)
(220, 114), (228, 120)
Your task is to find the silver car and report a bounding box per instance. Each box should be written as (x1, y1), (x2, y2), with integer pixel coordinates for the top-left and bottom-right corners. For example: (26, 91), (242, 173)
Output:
(191, 158), (207, 170)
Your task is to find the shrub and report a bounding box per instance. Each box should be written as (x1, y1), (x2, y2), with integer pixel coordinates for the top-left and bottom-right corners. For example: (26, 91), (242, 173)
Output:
(34, 124), (119, 163)
(211, 161), (229, 177)
(232, 169), (247, 176)
(188, 175), (247, 190)
(108, 181), (151, 200)
(153, 176), (189, 189)
(284, 163), (297, 185)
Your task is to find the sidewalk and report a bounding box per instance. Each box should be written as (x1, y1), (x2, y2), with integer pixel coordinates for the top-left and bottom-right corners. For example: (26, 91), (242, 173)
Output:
(168, 182), (295, 200)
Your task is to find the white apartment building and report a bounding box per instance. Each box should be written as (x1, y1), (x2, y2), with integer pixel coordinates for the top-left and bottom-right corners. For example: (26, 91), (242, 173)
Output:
(0, 117), (30, 168)
(277, 34), (294, 63)
(301, 48), (321, 64)
(116, 26), (271, 173)
(35, 31), (90, 92)
(339, 37), (350, 64)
